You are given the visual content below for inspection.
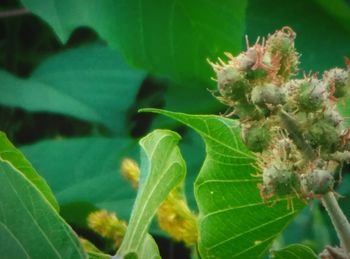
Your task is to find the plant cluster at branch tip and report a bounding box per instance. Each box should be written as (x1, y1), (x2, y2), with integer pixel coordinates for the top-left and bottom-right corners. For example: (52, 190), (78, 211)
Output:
(209, 27), (350, 203)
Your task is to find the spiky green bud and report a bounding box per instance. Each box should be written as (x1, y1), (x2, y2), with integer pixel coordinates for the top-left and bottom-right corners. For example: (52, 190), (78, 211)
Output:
(297, 79), (326, 113)
(251, 84), (285, 107)
(262, 163), (299, 196)
(300, 169), (334, 196)
(306, 120), (340, 153)
(323, 68), (349, 98)
(242, 123), (271, 152)
(217, 66), (249, 101)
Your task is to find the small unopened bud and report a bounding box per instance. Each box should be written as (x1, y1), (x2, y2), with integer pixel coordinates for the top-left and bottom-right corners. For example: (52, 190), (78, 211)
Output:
(251, 84), (285, 107)
(236, 47), (258, 71)
(242, 123), (271, 152)
(301, 169), (334, 196)
(262, 163), (299, 196)
(297, 79), (326, 113)
(323, 68), (349, 98)
(266, 26), (299, 79)
(217, 66), (249, 101)
(307, 120), (340, 153)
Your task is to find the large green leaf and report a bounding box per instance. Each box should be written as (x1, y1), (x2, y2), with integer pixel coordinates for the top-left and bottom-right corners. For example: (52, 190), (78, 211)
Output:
(20, 0), (247, 84)
(313, 0), (350, 33)
(20, 133), (201, 228)
(0, 44), (145, 132)
(0, 159), (86, 258)
(117, 129), (186, 258)
(0, 132), (59, 211)
(271, 244), (317, 258)
(20, 137), (138, 225)
(246, 0), (350, 73)
(143, 109), (304, 258)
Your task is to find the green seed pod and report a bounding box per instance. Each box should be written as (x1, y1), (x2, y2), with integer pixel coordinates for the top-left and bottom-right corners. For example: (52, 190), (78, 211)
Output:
(242, 123), (271, 152)
(323, 68), (349, 98)
(307, 120), (340, 153)
(297, 79), (326, 112)
(262, 163), (299, 196)
(217, 66), (249, 101)
(251, 83), (285, 106)
(300, 169), (334, 196)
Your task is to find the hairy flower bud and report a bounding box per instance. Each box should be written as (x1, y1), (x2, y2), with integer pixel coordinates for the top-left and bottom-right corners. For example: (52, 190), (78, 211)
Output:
(306, 120), (340, 153)
(323, 68), (350, 98)
(262, 163), (299, 196)
(242, 123), (271, 152)
(251, 83), (285, 107)
(301, 169), (334, 196)
(235, 47), (258, 71)
(297, 79), (326, 112)
(217, 66), (249, 101)
(266, 26), (299, 79)
(323, 106), (343, 127)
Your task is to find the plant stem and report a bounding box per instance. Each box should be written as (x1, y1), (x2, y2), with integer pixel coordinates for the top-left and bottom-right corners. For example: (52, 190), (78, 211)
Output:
(321, 192), (350, 257)
(279, 110), (316, 161)
(0, 8), (28, 19)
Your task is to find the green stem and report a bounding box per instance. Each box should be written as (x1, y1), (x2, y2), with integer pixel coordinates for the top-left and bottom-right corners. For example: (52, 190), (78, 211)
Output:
(0, 8), (28, 18)
(321, 192), (350, 257)
(279, 110), (316, 161)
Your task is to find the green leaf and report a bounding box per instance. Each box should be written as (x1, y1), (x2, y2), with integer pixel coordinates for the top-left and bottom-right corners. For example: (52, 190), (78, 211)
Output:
(313, 0), (350, 33)
(0, 131), (59, 211)
(142, 109), (305, 258)
(0, 44), (145, 132)
(0, 159), (86, 258)
(271, 244), (318, 258)
(20, 137), (137, 226)
(20, 0), (247, 84)
(246, 0), (350, 73)
(117, 129), (186, 258)
(87, 251), (111, 259)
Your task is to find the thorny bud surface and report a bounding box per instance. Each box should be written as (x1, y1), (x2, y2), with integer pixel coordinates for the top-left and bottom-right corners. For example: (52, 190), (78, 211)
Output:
(210, 27), (350, 203)
(300, 169), (334, 196)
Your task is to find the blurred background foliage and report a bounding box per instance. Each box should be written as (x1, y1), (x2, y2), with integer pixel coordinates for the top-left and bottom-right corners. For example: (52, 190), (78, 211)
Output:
(0, 0), (350, 257)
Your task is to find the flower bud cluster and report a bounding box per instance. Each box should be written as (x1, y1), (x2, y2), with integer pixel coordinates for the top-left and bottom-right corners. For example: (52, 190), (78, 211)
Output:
(210, 27), (350, 202)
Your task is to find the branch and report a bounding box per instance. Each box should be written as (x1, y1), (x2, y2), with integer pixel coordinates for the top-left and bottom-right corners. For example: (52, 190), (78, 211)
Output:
(0, 8), (29, 19)
(322, 192), (350, 258)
